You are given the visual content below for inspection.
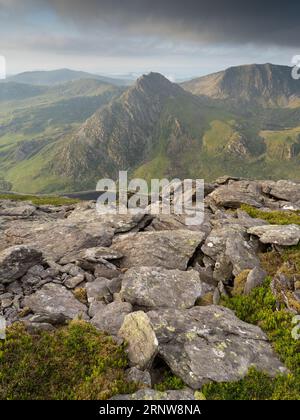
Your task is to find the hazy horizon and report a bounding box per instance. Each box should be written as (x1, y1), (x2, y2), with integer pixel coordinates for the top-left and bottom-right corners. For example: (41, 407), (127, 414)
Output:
(1, 1), (299, 79)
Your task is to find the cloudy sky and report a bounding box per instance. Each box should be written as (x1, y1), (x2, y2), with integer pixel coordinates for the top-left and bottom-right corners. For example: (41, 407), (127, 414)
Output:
(0, 0), (299, 79)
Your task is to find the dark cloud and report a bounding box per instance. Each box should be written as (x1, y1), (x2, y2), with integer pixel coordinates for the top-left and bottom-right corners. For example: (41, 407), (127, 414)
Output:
(46, 0), (300, 46)
(1, 0), (299, 47)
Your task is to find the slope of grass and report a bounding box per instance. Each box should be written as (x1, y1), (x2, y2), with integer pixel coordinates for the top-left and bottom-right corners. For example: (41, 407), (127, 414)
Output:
(0, 193), (79, 206)
(241, 204), (300, 225)
(0, 321), (136, 400)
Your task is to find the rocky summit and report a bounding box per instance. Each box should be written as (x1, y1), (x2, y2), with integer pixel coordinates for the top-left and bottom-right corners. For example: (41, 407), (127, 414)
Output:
(1, 177), (300, 399)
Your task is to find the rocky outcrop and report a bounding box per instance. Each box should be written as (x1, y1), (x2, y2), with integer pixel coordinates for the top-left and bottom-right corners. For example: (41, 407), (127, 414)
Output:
(122, 306), (286, 389)
(1, 177), (299, 399)
(112, 230), (205, 270)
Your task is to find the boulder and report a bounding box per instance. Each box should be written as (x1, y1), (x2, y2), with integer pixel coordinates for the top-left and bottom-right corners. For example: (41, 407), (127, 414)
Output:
(0, 246), (43, 284)
(121, 266), (203, 309)
(24, 283), (88, 323)
(111, 389), (196, 400)
(126, 367), (152, 387)
(209, 183), (263, 209)
(118, 311), (158, 369)
(244, 266), (267, 295)
(91, 301), (132, 335)
(248, 224), (300, 246)
(146, 306), (286, 389)
(225, 234), (260, 276)
(112, 230), (205, 270)
(86, 278), (112, 303)
(261, 180), (300, 204)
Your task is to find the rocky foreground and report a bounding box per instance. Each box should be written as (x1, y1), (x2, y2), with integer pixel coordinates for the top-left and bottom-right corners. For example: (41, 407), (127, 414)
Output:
(1, 177), (300, 399)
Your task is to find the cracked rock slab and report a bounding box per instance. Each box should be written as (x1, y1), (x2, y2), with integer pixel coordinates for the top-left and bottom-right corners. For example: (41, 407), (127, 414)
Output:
(121, 266), (203, 309)
(112, 230), (206, 270)
(147, 305), (287, 389)
(248, 224), (300, 246)
(24, 283), (88, 323)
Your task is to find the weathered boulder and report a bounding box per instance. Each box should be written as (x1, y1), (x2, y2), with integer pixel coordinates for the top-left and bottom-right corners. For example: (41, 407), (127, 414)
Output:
(146, 306), (286, 389)
(0, 246), (43, 284)
(118, 311), (158, 369)
(126, 367), (152, 387)
(111, 389), (196, 400)
(91, 301), (132, 335)
(248, 224), (300, 246)
(225, 234), (260, 276)
(121, 267), (203, 309)
(261, 180), (300, 204)
(0, 200), (36, 217)
(86, 278), (112, 303)
(2, 218), (114, 261)
(209, 182), (263, 209)
(112, 230), (205, 270)
(24, 283), (88, 323)
(64, 274), (85, 289)
(201, 225), (245, 261)
(244, 266), (267, 295)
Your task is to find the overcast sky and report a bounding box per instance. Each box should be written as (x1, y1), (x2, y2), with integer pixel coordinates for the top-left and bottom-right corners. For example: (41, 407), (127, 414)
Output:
(0, 0), (299, 79)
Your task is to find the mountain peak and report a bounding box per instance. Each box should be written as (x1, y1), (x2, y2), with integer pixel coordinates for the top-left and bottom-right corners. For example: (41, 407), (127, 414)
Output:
(182, 63), (300, 106)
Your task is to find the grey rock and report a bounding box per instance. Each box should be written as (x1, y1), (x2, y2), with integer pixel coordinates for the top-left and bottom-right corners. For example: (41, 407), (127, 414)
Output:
(248, 224), (300, 246)
(24, 283), (88, 323)
(64, 274), (85, 289)
(261, 180), (300, 203)
(86, 278), (112, 303)
(209, 183), (262, 209)
(244, 267), (267, 295)
(0, 200), (36, 217)
(201, 225), (245, 261)
(113, 230), (206, 270)
(146, 306), (287, 389)
(225, 234), (261, 276)
(0, 246), (43, 284)
(121, 266), (203, 309)
(111, 389), (196, 400)
(126, 367), (152, 387)
(118, 311), (158, 369)
(94, 263), (120, 279)
(213, 254), (233, 284)
(88, 301), (106, 318)
(91, 301), (132, 336)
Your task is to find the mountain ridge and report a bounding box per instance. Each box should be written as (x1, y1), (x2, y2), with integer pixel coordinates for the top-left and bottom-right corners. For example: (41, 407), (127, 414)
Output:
(1, 64), (300, 193)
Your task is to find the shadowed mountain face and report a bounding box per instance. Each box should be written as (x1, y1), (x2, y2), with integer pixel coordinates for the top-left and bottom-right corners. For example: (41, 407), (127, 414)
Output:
(1, 65), (300, 193)
(182, 64), (300, 107)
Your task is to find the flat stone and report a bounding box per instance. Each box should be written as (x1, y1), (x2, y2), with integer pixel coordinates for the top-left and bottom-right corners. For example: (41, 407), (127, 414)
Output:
(0, 246), (43, 284)
(91, 301), (132, 335)
(24, 283), (88, 323)
(112, 230), (206, 270)
(248, 224), (300, 246)
(121, 266), (203, 309)
(146, 305), (287, 389)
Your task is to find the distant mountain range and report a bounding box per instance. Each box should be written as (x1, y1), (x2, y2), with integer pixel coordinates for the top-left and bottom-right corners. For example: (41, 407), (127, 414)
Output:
(5, 68), (132, 87)
(0, 63), (300, 193)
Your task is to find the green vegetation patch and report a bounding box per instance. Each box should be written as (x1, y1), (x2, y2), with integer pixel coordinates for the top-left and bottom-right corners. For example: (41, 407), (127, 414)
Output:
(241, 204), (300, 225)
(154, 371), (185, 392)
(0, 193), (79, 206)
(0, 321), (136, 400)
(202, 279), (300, 400)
